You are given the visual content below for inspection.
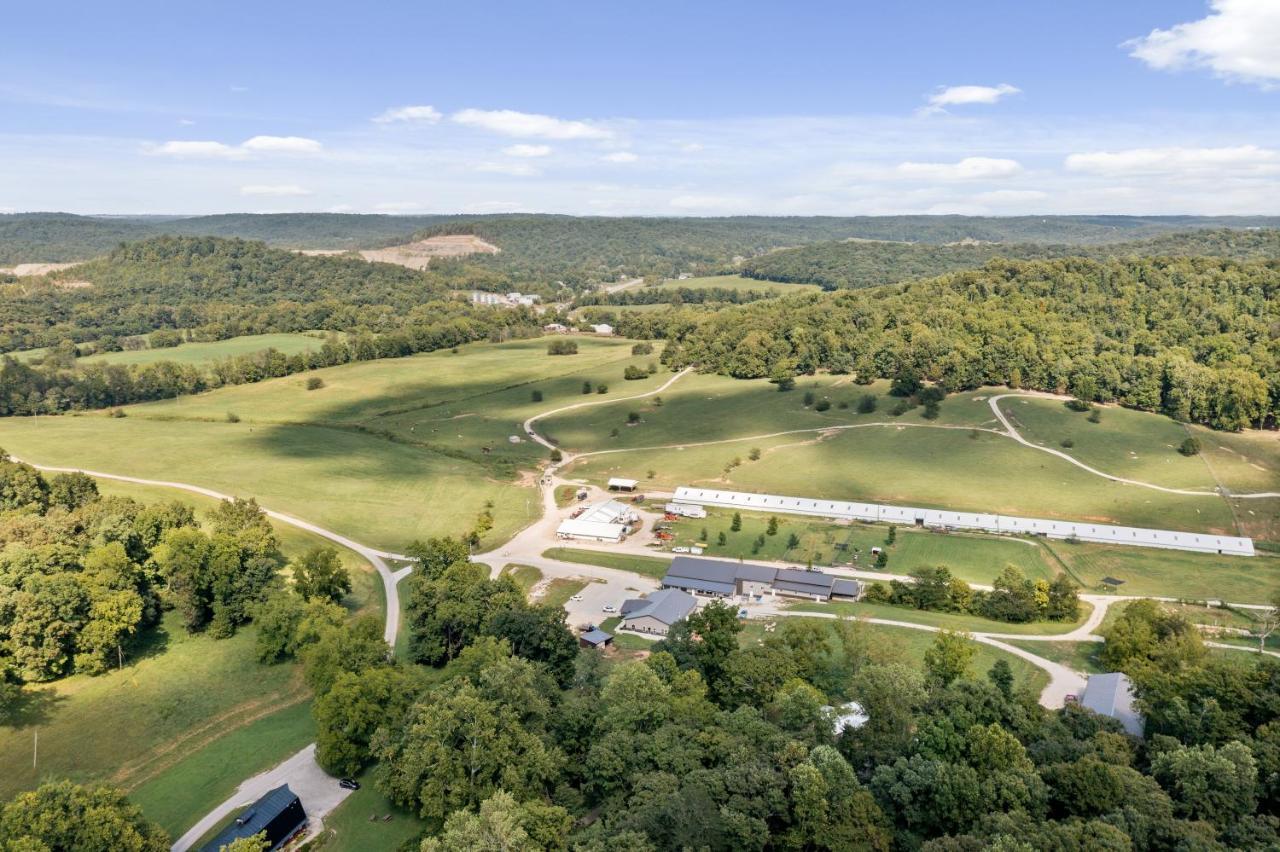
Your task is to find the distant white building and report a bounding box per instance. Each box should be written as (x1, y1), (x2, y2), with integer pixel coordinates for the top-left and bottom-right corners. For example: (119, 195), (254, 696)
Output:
(543, 322), (568, 333)
(664, 502), (707, 519)
(590, 323), (614, 336)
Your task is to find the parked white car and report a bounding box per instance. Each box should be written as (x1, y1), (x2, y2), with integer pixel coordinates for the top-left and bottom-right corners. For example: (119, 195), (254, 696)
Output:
(671, 547), (690, 554)
(602, 604), (617, 613)
(570, 594), (584, 602)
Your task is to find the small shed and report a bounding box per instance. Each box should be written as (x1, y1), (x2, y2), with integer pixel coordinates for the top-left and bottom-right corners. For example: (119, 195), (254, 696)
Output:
(579, 628), (614, 649)
(591, 323), (614, 336)
(608, 477), (639, 492)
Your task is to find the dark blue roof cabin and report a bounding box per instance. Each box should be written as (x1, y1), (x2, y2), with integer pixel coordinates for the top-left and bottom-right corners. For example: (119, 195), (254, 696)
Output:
(201, 784), (307, 852)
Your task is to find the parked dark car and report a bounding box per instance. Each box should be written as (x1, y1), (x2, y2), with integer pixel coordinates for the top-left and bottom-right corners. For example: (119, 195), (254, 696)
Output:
(339, 778), (360, 790)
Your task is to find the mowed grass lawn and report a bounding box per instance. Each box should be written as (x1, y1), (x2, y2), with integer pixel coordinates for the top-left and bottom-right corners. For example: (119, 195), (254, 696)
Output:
(79, 332), (330, 367)
(1048, 539), (1280, 604)
(129, 701), (316, 840)
(999, 397), (1219, 491)
(786, 599), (1094, 637)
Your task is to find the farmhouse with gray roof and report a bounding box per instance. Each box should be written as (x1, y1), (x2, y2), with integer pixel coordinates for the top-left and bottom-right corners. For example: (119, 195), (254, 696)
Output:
(1080, 672), (1143, 737)
(620, 588), (697, 635)
(661, 556), (861, 602)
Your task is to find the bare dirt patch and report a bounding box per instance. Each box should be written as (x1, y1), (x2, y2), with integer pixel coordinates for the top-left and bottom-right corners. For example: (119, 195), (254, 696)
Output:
(5, 262), (82, 277)
(359, 235), (500, 270)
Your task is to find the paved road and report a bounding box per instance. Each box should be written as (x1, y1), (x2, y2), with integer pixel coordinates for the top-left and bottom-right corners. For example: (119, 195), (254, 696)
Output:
(171, 744), (351, 852)
(988, 392), (1280, 499)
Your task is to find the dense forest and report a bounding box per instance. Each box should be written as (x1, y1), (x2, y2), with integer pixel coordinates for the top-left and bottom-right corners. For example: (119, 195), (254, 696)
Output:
(0, 459), (282, 688)
(740, 229), (1280, 290)
(186, 536), (1280, 851)
(0, 236), (539, 352)
(8, 211), (1280, 271)
(611, 255), (1280, 430)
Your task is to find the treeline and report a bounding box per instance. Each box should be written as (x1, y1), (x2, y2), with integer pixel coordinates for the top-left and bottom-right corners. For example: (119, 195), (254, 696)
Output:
(0, 309), (544, 417)
(0, 235), (539, 352)
(574, 285), (783, 309)
(0, 457), (282, 692)
(641, 255), (1279, 430)
(739, 228), (1280, 290)
(865, 565), (1081, 624)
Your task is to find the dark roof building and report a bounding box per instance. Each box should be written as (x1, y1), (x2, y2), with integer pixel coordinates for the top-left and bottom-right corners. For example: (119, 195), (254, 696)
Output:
(201, 784), (307, 852)
(579, 628), (613, 648)
(620, 598), (649, 616)
(661, 556), (861, 601)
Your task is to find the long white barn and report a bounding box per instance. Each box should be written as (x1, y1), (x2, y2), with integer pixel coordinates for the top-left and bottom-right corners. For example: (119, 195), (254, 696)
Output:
(672, 486), (1254, 557)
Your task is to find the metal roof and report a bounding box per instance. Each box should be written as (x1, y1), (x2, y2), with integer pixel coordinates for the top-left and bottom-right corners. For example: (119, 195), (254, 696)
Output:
(831, 578), (863, 597)
(662, 575), (736, 596)
(556, 518), (625, 540)
(608, 477), (639, 489)
(673, 486), (1254, 557)
(620, 598), (648, 616)
(578, 499), (631, 524)
(201, 785), (302, 852)
(580, 629), (612, 645)
(666, 555), (740, 585)
(774, 567), (835, 591)
(623, 588), (697, 626)
(1081, 672), (1143, 737)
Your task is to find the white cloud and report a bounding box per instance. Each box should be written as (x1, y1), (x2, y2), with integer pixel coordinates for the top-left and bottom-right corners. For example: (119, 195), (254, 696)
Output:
(602, 151), (638, 163)
(240, 135), (322, 153)
(149, 140), (244, 159)
(921, 83), (1020, 114)
(150, 136), (321, 159)
(452, 108), (612, 139)
(177, 118), (195, 126)
(373, 105), (442, 124)
(503, 144), (552, 157)
(240, 184), (311, 197)
(467, 200), (527, 213)
(1126, 0), (1280, 87)
(896, 157), (1023, 180)
(1065, 144), (1280, 175)
(476, 161), (541, 176)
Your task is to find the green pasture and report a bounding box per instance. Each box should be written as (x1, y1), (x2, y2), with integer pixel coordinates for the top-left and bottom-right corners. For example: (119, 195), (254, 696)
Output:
(651, 509), (1057, 585)
(0, 612), (309, 802)
(568, 419), (1235, 534)
(1047, 539), (1280, 604)
(130, 701), (316, 840)
(0, 415), (532, 554)
(998, 396), (1219, 491)
(541, 548), (670, 580)
(81, 333), (329, 367)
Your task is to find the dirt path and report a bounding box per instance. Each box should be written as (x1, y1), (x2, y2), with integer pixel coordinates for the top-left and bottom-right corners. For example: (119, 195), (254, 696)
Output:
(988, 393), (1280, 499)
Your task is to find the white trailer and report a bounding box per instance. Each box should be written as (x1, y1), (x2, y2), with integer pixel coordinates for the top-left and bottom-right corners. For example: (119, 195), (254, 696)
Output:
(665, 502), (707, 519)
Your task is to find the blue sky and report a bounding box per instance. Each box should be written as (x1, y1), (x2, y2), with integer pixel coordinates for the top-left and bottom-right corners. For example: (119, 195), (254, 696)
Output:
(2, 0), (1278, 215)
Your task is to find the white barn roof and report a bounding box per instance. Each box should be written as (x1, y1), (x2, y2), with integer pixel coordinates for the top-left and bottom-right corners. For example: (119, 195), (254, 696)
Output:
(578, 499), (631, 524)
(556, 518), (625, 541)
(608, 477), (639, 489)
(672, 486), (1254, 557)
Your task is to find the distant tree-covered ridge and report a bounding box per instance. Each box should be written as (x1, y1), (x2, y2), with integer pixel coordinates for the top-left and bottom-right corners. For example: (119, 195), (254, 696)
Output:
(0, 235), (543, 353)
(644, 255), (1278, 431)
(739, 228), (1280, 290)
